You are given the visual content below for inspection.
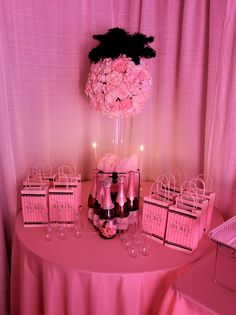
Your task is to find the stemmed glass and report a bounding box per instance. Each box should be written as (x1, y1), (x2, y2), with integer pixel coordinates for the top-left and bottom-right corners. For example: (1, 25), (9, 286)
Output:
(138, 233), (150, 256)
(72, 210), (83, 239)
(121, 219), (151, 258)
(57, 209), (68, 240)
(42, 209), (53, 241)
(127, 229), (139, 258)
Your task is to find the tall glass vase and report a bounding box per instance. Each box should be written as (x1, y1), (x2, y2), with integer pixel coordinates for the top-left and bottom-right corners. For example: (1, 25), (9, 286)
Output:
(113, 118), (123, 157)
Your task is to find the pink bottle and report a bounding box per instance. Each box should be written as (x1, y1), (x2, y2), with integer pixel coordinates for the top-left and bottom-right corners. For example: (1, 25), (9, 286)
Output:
(126, 171), (139, 224)
(93, 175), (104, 230)
(87, 169), (97, 223)
(115, 176), (129, 232)
(99, 179), (117, 239)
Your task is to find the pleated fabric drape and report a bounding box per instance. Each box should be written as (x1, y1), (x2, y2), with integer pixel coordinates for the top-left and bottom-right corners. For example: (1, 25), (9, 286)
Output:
(1, 0), (236, 313)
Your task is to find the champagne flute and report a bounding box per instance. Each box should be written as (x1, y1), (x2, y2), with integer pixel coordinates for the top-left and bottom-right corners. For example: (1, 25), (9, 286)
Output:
(127, 239), (139, 258)
(57, 209), (68, 240)
(72, 210), (83, 239)
(138, 232), (151, 256)
(42, 209), (53, 241)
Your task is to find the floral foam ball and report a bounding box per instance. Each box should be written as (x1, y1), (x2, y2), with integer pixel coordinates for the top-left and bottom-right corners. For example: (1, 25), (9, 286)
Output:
(85, 55), (152, 119)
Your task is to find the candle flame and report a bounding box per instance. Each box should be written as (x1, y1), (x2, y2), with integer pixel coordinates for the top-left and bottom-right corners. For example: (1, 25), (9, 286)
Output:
(140, 145), (144, 152)
(92, 142), (97, 148)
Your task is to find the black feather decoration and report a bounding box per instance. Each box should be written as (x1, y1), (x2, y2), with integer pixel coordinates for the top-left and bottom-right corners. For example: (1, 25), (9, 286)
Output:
(88, 27), (156, 65)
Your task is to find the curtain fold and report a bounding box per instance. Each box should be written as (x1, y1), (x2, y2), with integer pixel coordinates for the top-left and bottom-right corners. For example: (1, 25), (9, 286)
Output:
(0, 0), (236, 313)
(205, 0), (236, 219)
(0, 4), (17, 314)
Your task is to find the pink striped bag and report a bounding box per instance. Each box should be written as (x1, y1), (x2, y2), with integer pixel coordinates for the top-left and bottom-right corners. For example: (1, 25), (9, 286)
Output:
(142, 178), (176, 244)
(49, 173), (76, 224)
(165, 182), (208, 253)
(58, 165), (82, 211)
(193, 174), (216, 233)
(21, 175), (48, 226)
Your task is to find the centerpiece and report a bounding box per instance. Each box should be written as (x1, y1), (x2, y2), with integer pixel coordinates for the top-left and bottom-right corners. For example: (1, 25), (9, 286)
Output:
(85, 27), (156, 119)
(85, 27), (156, 240)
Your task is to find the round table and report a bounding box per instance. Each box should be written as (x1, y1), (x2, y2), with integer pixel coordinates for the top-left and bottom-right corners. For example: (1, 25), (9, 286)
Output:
(10, 182), (222, 315)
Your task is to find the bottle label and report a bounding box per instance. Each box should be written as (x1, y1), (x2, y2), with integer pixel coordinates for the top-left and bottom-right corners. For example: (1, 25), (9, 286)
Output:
(88, 208), (94, 221)
(116, 216), (129, 231)
(93, 213), (99, 228)
(99, 218), (116, 238)
(129, 210), (139, 224)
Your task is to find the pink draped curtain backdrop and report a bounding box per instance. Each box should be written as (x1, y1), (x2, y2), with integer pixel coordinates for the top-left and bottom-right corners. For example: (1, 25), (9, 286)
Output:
(1, 0), (236, 313)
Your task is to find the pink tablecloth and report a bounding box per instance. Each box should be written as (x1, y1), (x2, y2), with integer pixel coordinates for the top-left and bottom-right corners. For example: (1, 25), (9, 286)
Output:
(159, 252), (236, 315)
(10, 182), (222, 315)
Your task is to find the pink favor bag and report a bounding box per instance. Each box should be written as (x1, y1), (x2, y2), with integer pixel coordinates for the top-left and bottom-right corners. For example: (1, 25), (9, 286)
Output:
(21, 175), (48, 226)
(49, 173), (76, 224)
(142, 178), (176, 244)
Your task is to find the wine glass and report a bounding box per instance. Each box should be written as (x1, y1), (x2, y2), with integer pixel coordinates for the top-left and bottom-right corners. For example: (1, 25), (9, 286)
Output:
(57, 209), (68, 240)
(134, 219), (151, 256)
(128, 241), (139, 258)
(72, 210), (83, 239)
(58, 224), (67, 240)
(121, 225), (139, 258)
(122, 233), (132, 249)
(42, 210), (53, 241)
(138, 234), (150, 256)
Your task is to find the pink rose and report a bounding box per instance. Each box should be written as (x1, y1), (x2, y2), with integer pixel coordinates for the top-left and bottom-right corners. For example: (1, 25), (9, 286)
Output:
(137, 69), (150, 81)
(104, 101), (119, 113)
(105, 91), (117, 104)
(92, 82), (104, 94)
(103, 65), (112, 74)
(119, 98), (133, 111)
(90, 63), (100, 74)
(113, 84), (129, 100)
(112, 57), (128, 73)
(106, 72), (123, 86)
(97, 73), (106, 83)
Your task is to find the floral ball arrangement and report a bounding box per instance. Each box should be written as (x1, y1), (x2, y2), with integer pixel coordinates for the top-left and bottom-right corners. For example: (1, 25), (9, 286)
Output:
(85, 55), (152, 118)
(85, 28), (156, 119)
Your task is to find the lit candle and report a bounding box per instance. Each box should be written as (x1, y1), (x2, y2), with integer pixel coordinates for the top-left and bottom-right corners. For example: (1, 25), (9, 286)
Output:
(92, 142), (97, 168)
(139, 145), (144, 175)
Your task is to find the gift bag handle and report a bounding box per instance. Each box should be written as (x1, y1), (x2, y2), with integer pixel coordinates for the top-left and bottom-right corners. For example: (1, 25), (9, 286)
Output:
(177, 182), (197, 211)
(28, 167), (41, 178)
(58, 164), (76, 181)
(172, 169), (187, 187)
(53, 173), (70, 189)
(181, 180), (199, 204)
(35, 161), (53, 177)
(157, 174), (170, 200)
(196, 173), (213, 191)
(192, 177), (206, 198)
(25, 173), (44, 190)
(168, 172), (176, 192)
